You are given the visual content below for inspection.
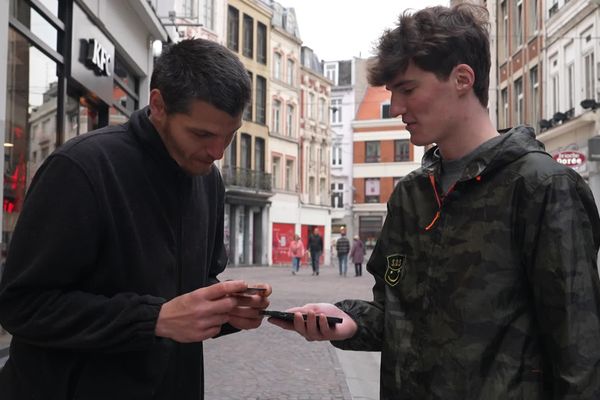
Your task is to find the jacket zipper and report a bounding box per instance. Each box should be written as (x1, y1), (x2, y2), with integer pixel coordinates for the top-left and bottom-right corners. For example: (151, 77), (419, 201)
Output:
(425, 174), (456, 231)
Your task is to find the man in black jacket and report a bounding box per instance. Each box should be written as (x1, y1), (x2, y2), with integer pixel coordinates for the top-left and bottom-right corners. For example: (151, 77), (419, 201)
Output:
(0, 39), (271, 399)
(307, 227), (323, 276)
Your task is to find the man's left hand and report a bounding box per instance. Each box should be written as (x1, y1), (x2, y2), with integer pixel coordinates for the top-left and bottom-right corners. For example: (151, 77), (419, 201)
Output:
(228, 283), (272, 330)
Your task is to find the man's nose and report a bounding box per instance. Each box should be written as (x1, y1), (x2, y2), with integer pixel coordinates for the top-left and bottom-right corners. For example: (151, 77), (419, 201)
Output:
(389, 96), (406, 118)
(206, 139), (227, 161)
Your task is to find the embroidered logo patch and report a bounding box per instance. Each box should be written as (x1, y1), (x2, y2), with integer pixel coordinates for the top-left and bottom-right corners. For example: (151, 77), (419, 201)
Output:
(384, 254), (407, 286)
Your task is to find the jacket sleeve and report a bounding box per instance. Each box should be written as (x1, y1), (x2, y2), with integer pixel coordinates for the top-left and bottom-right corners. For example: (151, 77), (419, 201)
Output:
(0, 155), (165, 352)
(522, 172), (600, 398)
(331, 206), (396, 351)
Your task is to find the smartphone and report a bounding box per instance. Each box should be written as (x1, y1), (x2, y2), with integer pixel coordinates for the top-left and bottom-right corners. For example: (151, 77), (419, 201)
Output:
(232, 287), (267, 296)
(261, 310), (343, 327)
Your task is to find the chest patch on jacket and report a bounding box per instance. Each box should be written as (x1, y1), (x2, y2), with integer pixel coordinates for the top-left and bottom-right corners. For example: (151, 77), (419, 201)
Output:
(385, 254), (407, 286)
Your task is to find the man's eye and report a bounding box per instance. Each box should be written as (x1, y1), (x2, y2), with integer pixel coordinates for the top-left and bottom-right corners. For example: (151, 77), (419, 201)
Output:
(402, 88), (414, 95)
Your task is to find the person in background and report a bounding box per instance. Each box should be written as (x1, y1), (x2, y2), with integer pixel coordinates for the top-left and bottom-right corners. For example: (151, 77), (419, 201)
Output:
(307, 227), (323, 276)
(0, 38), (272, 400)
(349, 235), (366, 277)
(335, 231), (351, 277)
(288, 234), (305, 275)
(268, 4), (600, 399)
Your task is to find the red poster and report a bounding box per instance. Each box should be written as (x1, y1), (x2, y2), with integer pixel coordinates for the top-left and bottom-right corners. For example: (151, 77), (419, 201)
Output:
(272, 223), (295, 264)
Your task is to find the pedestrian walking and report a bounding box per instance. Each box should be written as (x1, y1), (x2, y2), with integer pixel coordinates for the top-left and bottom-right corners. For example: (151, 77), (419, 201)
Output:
(288, 234), (305, 275)
(335, 231), (350, 276)
(349, 236), (366, 277)
(307, 227), (323, 276)
(268, 4), (600, 399)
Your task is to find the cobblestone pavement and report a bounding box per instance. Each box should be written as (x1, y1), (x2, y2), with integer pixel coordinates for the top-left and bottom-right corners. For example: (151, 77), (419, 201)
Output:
(204, 262), (377, 400)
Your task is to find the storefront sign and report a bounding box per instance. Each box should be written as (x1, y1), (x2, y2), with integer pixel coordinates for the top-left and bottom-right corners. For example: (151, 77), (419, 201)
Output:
(70, 3), (115, 105)
(86, 39), (112, 77)
(553, 151), (586, 168)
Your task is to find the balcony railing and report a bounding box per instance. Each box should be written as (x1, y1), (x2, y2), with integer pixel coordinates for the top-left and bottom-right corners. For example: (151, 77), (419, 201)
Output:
(221, 166), (272, 191)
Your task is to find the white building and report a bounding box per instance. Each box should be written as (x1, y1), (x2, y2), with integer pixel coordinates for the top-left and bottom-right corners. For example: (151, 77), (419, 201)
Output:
(537, 0), (600, 212)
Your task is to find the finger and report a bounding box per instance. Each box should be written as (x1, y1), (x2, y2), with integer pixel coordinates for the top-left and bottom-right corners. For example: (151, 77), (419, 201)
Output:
(234, 295), (270, 309)
(292, 312), (308, 337)
(193, 280), (248, 300)
(249, 283), (272, 297)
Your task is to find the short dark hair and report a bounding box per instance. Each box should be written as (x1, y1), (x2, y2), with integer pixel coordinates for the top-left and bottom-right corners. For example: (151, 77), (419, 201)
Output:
(150, 38), (252, 117)
(369, 4), (491, 107)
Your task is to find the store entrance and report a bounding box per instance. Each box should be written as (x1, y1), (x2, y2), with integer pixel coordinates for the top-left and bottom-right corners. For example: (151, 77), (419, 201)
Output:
(64, 94), (107, 143)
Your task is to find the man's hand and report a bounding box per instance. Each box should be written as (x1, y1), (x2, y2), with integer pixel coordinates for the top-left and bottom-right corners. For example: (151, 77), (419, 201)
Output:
(267, 303), (357, 341)
(228, 283), (272, 330)
(155, 280), (247, 342)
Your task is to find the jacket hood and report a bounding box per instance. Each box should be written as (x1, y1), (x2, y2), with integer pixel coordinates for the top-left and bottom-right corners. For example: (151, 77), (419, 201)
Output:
(422, 125), (550, 181)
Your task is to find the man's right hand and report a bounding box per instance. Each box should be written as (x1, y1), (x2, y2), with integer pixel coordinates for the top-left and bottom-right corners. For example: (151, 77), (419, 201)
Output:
(155, 280), (247, 342)
(267, 303), (357, 342)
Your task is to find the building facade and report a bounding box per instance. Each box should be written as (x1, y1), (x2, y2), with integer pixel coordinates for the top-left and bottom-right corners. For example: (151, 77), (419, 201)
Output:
(536, 0), (600, 213)
(260, 0), (303, 266)
(351, 86), (424, 249)
(299, 46), (333, 265)
(323, 58), (364, 243)
(223, 0), (273, 265)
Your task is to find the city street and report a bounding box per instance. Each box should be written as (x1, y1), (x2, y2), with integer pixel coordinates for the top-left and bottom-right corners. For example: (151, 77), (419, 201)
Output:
(204, 262), (381, 400)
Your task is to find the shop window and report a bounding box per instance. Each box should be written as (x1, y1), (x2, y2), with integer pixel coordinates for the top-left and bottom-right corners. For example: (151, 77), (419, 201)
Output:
(110, 54), (139, 125)
(11, 0), (59, 52)
(359, 216), (383, 248)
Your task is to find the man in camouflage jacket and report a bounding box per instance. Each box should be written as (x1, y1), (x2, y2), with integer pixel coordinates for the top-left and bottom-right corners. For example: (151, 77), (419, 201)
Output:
(268, 4), (600, 399)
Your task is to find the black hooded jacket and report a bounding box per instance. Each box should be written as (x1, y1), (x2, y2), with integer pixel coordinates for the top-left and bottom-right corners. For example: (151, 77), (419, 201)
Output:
(0, 107), (232, 399)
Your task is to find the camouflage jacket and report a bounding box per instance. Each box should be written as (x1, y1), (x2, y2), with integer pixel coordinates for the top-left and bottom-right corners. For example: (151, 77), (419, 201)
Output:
(333, 126), (600, 399)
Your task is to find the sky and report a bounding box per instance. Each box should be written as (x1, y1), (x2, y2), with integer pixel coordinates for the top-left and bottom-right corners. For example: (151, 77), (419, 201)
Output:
(278, 0), (450, 61)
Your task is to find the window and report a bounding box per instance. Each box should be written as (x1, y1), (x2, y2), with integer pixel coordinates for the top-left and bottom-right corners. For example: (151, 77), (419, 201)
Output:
(394, 140), (410, 161)
(331, 182), (344, 208)
(286, 59), (295, 85)
(257, 22), (267, 64)
(242, 14), (253, 58)
(227, 6), (239, 51)
(181, 0), (195, 17)
(515, 0), (523, 48)
(320, 178), (327, 204)
(201, 0), (214, 30)
(256, 75), (266, 124)
(325, 63), (337, 84)
(286, 105), (294, 137)
(528, 0), (538, 34)
(308, 92), (315, 119)
(285, 159), (294, 191)
(365, 178), (380, 203)
(500, 87), (508, 128)
(365, 141), (380, 163)
(225, 134), (237, 167)
(528, 66), (539, 129)
(272, 99), (281, 133)
(318, 98), (326, 123)
(244, 71), (253, 121)
(499, 0), (508, 60)
(584, 52), (595, 100)
(552, 74), (559, 115)
(381, 103), (391, 119)
(514, 77), (523, 125)
(567, 63), (574, 110)
(273, 52), (282, 80)
(240, 133), (251, 169)
(359, 216), (383, 248)
(255, 138), (265, 172)
(111, 54), (139, 125)
(332, 144), (342, 166)
(330, 98), (342, 124)
(393, 177), (403, 188)
(309, 177), (316, 203)
(272, 156), (281, 189)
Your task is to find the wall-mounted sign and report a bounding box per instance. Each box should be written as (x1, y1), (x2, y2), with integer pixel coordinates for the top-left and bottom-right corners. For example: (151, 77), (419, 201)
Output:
(70, 3), (114, 105)
(553, 151), (586, 168)
(86, 39), (112, 77)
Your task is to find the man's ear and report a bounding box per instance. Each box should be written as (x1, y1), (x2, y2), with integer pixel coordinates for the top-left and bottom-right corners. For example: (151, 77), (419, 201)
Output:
(453, 64), (475, 95)
(149, 89), (167, 123)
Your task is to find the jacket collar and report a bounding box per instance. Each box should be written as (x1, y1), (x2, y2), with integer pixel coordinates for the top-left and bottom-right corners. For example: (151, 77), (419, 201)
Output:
(421, 126), (549, 181)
